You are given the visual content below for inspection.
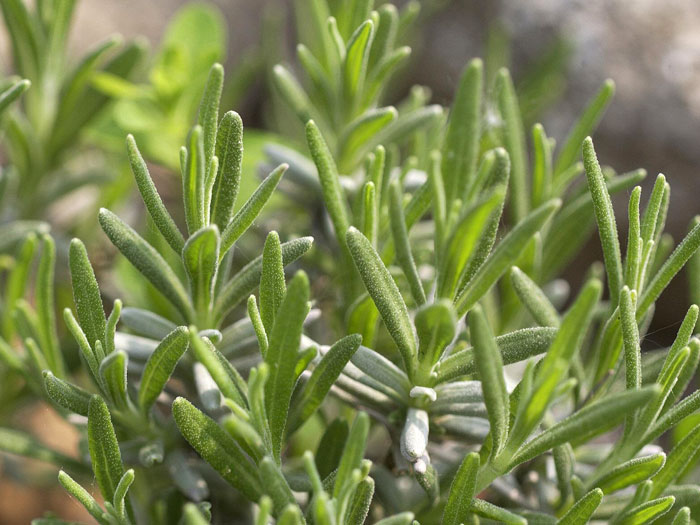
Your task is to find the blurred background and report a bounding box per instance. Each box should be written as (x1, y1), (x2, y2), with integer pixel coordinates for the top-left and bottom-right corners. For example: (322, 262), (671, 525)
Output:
(0, 0), (698, 521)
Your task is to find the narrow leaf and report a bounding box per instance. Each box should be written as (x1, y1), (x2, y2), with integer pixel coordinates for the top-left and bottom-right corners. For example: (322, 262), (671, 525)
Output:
(69, 238), (105, 349)
(443, 452), (479, 525)
(138, 326), (189, 412)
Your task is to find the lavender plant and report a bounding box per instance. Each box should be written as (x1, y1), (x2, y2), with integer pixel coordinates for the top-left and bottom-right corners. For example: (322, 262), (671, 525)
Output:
(0, 1), (698, 524)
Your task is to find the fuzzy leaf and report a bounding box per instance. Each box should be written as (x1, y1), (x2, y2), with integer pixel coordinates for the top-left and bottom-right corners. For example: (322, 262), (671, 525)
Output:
(346, 226), (417, 378)
(455, 198), (561, 317)
(219, 163), (287, 257)
(99, 350), (128, 409)
(510, 266), (559, 327)
(616, 496), (675, 525)
(183, 225), (220, 315)
(58, 470), (107, 524)
(87, 395), (125, 502)
(260, 231), (286, 335)
(510, 386), (658, 467)
(127, 134), (185, 254)
(99, 208), (194, 321)
(415, 300), (456, 373)
(215, 237), (313, 319)
(344, 20), (374, 100)
(649, 420), (700, 498)
(583, 137), (623, 306)
(334, 411), (370, 498)
(557, 488), (603, 525)
(389, 180), (425, 305)
(198, 63), (223, 168)
(443, 451), (479, 525)
(172, 397), (261, 500)
(36, 234), (63, 376)
(43, 371), (91, 416)
(471, 499), (526, 524)
(210, 111), (243, 229)
(183, 125), (206, 232)
(260, 456), (296, 515)
(289, 334), (362, 432)
(69, 238), (105, 349)
(592, 453), (665, 495)
(306, 120), (350, 246)
(469, 305), (509, 454)
(265, 271), (310, 460)
(138, 326), (189, 412)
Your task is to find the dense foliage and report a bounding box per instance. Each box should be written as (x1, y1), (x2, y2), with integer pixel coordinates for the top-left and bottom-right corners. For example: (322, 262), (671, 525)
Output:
(0, 0), (699, 524)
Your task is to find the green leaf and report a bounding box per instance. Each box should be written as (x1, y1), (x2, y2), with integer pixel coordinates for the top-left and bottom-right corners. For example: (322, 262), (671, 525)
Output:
(138, 326), (189, 412)
(359, 181), (377, 245)
(469, 304), (509, 454)
(507, 277), (601, 449)
(619, 287), (641, 413)
(189, 328), (246, 409)
(272, 64), (314, 123)
(0, 78), (29, 116)
(120, 307), (177, 340)
(334, 411), (369, 498)
(344, 20), (374, 101)
(624, 186), (642, 288)
(64, 308), (100, 383)
(306, 120), (350, 247)
(265, 271), (310, 460)
(219, 163), (287, 257)
(442, 58), (483, 202)
(583, 137), (623, 306)
(182, 503), (210, 525)
(436, 326), (557, 383)
(58, 470), (107, 525)
(649, 420), (700, 498)
(495, 68), (528, 223)
(510, 266), (559, 327)
(104, 299), (121, 355)
(415, 300), (456, 374)
(346, 226), (417, 378)
(389, 180), (425, 305)
(554, 79), (614, 177)
(260, 231), (286, 335)
(172, 397), (262, 501)
(316, 419), (349, 479)
(210, 111), (243, 229)
(616, 496), (675, 525)
(455, 198), (561, 317)
(198, 63), (224, 168)
(214, 237), (313, 320)
(112, 469), (135, 521)
(471, 499), (526, 524)
(671, 507), (691, 525)
(99, 350), (128, 409)
(127, 134), (185, 254)
(43, 370), (91, 416)
(289, 334), (362, 432)
(591, 453), (665, 495)
(183, 225), (220, 316)
(341, 107), (397, 162)
(443, 451), (479, 525)
(531, 124), (552, 207)
(260, 456), (296, 516)
(345, 476), (374, 524)
(509, 386), (658, 467)
(183, 125), (206, 232)
(638, 217), (700, 316)
(247, 295), (268, 356)
(557, 488), (603, 525)
(69, 238), (105, 349)
(99, 208), (194, 321)
(457, 148), (510, 289)
(438, 187), (505, 300)
(87, 395), (125, 502)
(374, 513), (415, 525)
(36, 234), (63, 376)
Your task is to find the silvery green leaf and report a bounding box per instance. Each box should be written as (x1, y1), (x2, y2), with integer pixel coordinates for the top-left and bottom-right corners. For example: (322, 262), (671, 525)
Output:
(172, 396), (262, 501)
(138, 326), (189, 412)
(557, 488), (603, 525)
(119, 307), (176, 341)
(68, 238), (105, 349)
